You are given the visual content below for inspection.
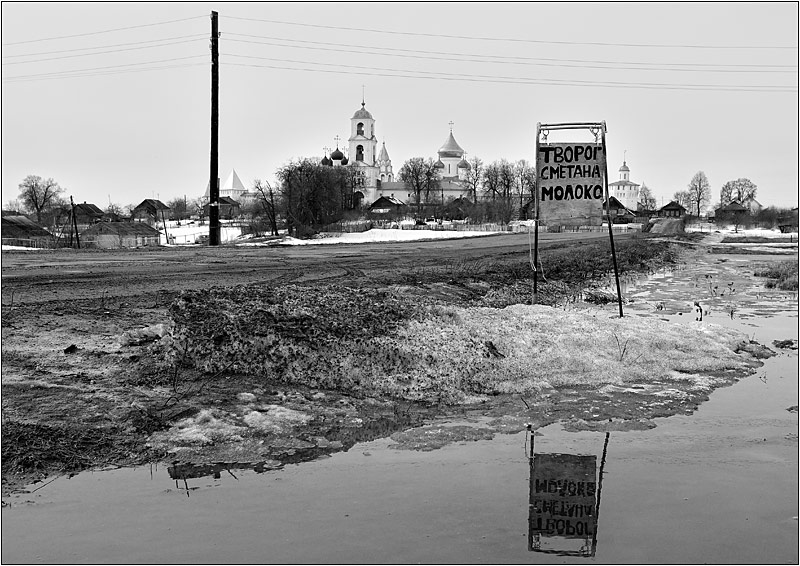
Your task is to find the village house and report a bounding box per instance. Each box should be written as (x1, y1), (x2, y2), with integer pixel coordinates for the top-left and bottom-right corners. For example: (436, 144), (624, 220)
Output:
(203, 196), (240, 220)
(658, 201), (687, 218)
(72, 202), (105, 225)
(79, 222), (161, 249)
(603, 196), (636, 223)
(1, 214), (55, 248)
(132, 199), (171, 225)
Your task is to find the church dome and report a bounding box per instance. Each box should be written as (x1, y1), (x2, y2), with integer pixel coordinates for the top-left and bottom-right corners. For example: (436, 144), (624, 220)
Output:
(352, 102), (373, 120)
(620, 161), (630, 172)
(438, 131), (464, 159)
(330, 148), (344, 161)
(321, 156), (332, 166)
(433, 159), (445, 169)
(340, 156), (349, 165)
(458, 158), (470, 170)
(378, 141), (390, 162)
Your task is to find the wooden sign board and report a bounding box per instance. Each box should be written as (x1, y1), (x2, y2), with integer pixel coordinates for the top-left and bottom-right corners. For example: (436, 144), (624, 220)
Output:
(536, 143), (606, 226)
(529, 453), (597, 541)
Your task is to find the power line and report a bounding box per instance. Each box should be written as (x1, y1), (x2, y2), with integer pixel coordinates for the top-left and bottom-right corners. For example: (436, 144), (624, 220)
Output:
(2, 62), (206, 83)
(2, 38), (206, 66)
(224, 32), (798, 70)
(221, 52), (797, 92)
(2, 34), (207, 59)
(224, 36), (798, 75)
(223, 15), (799, 50)
(2, 55), (206, 82)
(1, 15), (207, 46)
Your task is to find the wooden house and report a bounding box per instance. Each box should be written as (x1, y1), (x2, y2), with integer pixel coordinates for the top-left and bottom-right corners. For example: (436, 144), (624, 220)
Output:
(132, 199), (171, 225)
(79, 222), (161, 249)
(203, 196), (240, 220)
(658, 201), (687, 218)
(1, 215), (55, 248)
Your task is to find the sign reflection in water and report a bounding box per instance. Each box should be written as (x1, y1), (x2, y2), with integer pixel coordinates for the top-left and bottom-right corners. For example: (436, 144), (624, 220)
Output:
(528, 431), (610, 557)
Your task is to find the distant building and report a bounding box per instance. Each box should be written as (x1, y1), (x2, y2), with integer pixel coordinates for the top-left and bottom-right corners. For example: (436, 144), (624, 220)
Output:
(204, 169), (258, 206)
(1, 215), (54, 247)
(203, 196), (240, 219)
(132, 199), (171, 225)
(369, 195), (405, 214)
(603, 196), (636, 223)
(72, 202), (105, 225)
(80, 222), (160, 249)
(607, 161), (640, 211)
(320, 101), (472, 210)
(659, 201), (687, 218)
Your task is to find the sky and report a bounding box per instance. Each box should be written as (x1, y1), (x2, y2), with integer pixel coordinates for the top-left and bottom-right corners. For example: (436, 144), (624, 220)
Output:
(2, 2), (798, 212)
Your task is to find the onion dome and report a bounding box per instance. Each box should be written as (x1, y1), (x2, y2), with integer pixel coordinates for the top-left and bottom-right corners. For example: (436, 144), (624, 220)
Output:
(438, 131), (464, 158)
(321, 156), (332, 166)
(352, 102), (373, 120)
(340, 156), (349, 165)
(620, 161), (630, 172)
(330, 147), (344, 161)
(433, 159), (445, 169)
(457, 158), (470, 170)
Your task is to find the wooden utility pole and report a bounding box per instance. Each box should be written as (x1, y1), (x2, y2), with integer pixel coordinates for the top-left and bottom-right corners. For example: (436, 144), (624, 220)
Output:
(69, 196), (80, 249)
(209, 10), (220, 245)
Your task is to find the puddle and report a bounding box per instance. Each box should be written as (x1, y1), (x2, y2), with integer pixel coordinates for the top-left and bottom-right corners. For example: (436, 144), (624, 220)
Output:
(2, 252), (797, 564)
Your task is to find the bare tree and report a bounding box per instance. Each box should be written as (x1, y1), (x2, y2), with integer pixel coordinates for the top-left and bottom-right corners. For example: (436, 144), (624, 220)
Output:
(720, 178), (757, 205)
(462, 156), (484, 204)
(253, 179), (280, 236)
(638, 183), (657, 211)
(514, 159), (536, 218)
(687, 171), (711, 217)
(673, 190), (691, 210)
(399, 157), (438, 215)
(18, 175), (63, 223)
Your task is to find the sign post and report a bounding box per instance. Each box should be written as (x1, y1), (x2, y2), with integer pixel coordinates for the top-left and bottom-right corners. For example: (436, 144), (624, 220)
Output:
(532, 122), (623, 317)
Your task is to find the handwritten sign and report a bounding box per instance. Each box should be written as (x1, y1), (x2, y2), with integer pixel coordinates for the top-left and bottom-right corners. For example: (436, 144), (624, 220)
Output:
(529, 453), (597, 540)
(536, 143), (606, 226)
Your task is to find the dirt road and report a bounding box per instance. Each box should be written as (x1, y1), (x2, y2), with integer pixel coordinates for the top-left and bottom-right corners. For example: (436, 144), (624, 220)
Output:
(1, 232), (610, 305)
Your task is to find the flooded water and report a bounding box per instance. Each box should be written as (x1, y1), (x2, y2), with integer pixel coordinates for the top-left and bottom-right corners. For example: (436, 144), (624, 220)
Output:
(2, 251), (798, 564)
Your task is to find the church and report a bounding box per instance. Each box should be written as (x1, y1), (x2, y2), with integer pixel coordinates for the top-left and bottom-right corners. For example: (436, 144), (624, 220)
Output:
(321, 100), (472, 209)
(607, 158), (640, 211)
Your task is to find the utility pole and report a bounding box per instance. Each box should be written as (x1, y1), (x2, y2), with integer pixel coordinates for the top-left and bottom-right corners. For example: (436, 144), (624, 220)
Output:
(209, 10), (220, 245)
(70, 195), (80, 249)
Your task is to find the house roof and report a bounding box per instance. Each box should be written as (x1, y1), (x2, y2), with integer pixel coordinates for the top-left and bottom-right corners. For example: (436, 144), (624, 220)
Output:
(370, 196), (405, 209)
(80, 222), (160, 237)
(74, 203), (104, 216)
(660, 201), (686, 211)
(1, 215), (53, 238)
(134, 199), (170, 212)
(717, 201), (748, 212)
(603, 196), (635, 213)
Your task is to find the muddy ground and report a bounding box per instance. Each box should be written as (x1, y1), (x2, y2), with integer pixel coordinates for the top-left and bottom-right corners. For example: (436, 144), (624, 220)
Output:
(0, 231), (787, 495)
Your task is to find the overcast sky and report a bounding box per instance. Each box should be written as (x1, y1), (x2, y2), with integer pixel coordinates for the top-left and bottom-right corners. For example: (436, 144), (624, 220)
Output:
(2, 2), (798, 211)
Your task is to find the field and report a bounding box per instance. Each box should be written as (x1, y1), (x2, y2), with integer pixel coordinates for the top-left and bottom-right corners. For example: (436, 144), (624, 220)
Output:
(0, 231), (774, 494)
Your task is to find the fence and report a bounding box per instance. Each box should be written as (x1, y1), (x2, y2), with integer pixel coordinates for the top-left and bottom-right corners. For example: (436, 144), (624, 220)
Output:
(1, 237), (57, 249)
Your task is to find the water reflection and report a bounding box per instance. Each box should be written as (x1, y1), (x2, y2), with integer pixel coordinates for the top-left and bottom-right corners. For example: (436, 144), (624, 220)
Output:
(527, 431), (610, 557)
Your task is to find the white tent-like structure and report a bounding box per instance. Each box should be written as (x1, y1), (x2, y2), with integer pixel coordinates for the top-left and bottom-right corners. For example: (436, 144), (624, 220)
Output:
(204, 169), (254, 203)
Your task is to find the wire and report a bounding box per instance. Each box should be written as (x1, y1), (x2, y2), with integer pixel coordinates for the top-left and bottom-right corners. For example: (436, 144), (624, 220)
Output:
(223, 15), (799, 50)
(2, 34), (208, 59)
(2, 55), (206, 82)
(1, 15), (207, 46)
(2, 63), (207, 83)
(223, 60), (796, 93)
(2, 38), (207, 66)
(224, 33), (798, 72)
(221, 53), (797, 92)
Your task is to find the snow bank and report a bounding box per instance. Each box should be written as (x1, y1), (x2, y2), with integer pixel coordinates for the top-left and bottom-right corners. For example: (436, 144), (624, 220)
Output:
(274, 228), (502, 246)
